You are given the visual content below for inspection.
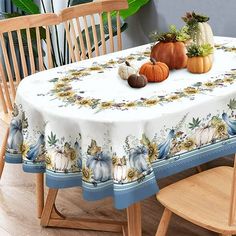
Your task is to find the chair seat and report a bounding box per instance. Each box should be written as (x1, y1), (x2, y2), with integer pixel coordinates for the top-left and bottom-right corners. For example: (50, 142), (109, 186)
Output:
(157, 166), (236, 234)
(0, 111), (11, 125)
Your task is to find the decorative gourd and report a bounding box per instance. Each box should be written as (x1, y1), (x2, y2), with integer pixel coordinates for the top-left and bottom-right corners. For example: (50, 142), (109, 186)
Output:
(129, 146), (149, 173)
(193, 126), (216, 146)
(118, 61), (138, 80)
(128, 74), (148, 88)
(48, 148), (76, 171)
(86, 152), (112, 182)
(7, 119), (23, 153)
(182, 12), (214, 47)
(187, 44), (213, 74)
(113, 157), (127, 182)
(139, 58), (169, 82)
(86, 140), (112, 182)
(150, 25), (190, 70)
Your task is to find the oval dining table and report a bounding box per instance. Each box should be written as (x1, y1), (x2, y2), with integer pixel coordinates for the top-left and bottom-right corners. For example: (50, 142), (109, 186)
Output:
(5, 36), (236, 236)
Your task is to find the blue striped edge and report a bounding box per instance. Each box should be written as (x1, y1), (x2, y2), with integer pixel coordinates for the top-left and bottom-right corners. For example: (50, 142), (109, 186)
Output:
(23, 161), (46, 173)
(5, 152), (22, 164)
(46, 170), (82, 188)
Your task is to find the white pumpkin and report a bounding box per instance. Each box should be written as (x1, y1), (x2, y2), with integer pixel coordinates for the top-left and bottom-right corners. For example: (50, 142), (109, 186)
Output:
(114, 164), (127, 182)
(193, 126), (216, 147)
(48, 149), (75, 171)
(196, 22), (214, 47)
(118, 61), (138, 80)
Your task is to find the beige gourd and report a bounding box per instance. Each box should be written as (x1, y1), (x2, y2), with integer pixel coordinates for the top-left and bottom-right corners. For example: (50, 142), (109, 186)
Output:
(182, 12), (214, 48)
(196, 22), (214, 47)
(118, 61), (138, 80)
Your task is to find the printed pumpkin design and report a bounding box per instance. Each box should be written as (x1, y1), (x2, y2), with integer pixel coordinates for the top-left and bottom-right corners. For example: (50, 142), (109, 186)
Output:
(86, 140), (112, 182)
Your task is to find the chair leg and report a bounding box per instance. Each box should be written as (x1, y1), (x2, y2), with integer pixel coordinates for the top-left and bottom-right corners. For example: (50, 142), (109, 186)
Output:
(36, 173), (44, 218)
(155, 208), (172, 236)
(0, 127), (9, 179)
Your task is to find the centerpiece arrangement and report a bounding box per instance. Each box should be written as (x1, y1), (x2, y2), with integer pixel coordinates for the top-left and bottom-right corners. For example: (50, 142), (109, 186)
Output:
(118, 11), (214, 88)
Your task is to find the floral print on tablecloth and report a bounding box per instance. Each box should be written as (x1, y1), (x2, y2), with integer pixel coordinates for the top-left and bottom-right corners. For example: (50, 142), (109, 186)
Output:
(6, 97), (236, 185)
(36, 43), (236, 112)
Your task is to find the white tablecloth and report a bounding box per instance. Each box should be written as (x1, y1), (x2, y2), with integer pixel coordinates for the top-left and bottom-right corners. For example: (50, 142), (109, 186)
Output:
(6, 36), (236, 209)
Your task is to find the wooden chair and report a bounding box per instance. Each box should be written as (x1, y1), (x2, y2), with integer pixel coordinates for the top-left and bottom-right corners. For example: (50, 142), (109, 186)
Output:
(39, 1), (130, 234)
(155, 157), (236, 236)
(0, 13), (60, 218)
(60, 0), (128, 62)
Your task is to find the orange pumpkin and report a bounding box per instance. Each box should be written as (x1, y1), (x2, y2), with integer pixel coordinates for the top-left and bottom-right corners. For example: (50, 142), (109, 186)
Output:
(150, 41), (187, 70)
(187, 55), (212, 74)
(139, 58), (169, 83)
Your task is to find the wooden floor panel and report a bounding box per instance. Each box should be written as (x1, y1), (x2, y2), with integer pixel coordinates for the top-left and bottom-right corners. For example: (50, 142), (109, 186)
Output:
(0, 119), (232, 236)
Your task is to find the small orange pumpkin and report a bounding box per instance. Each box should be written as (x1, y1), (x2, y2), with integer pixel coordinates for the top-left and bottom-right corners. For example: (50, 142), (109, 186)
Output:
(187, 55), (212, 74)
(139, 58), (169, 83)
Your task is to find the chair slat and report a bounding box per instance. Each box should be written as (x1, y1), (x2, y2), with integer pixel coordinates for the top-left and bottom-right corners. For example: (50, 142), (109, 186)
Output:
(0, 81), (8, 114)
(69, 20), (81, 62)
(17, 29), (28, 77)
(90, 14), (99, 57)
(82, 16), (92, 58)
(75, 18), (86, 60)
(107, 12), (114, 53)
(26, 28), (36, 74)
(64, 21), (76, 63)
(116, 11), (122, 51)
(0, 61), (13, 111)
(8, 32), (21, 85)
(36, 27), (44, 71)
(60, 0), (128, 61)
(46, 26), (53, 69)
(0, 33), (16, 98)
(99, 13), (107, 55)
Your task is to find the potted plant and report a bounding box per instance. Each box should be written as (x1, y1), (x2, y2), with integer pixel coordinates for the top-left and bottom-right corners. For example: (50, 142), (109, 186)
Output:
(150, 25), (190, 70)
(186, 43), (214, 74)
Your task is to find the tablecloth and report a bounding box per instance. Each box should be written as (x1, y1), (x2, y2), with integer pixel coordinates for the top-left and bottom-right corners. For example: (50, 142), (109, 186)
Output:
(5, 36), (236, 209)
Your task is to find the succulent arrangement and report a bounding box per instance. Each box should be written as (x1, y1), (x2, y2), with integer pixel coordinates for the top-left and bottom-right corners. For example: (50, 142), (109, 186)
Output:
(186, 44), (214, 73)
(150, 25), (190, 43)
(186, 44), (213, 58)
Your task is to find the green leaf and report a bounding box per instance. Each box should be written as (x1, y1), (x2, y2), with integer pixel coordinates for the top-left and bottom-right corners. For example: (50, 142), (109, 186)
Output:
(11, 0), (40, 14)
(228, 99), (236, 110)
(47, 132), (58, 146)
(120, 0), (150, 20)
(189, 117), (201, 130)
(70, 0), (93, 6)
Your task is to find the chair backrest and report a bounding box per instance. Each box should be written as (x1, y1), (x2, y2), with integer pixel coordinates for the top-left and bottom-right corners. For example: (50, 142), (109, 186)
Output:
(60, 0), (128, 62)
(0, 13), (60, 113)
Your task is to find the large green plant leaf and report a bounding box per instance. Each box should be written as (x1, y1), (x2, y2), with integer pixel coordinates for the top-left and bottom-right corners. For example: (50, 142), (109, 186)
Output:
(103, 0), (150, 21)
(11, 0), (40, 14)
(120, 0), (150, 19)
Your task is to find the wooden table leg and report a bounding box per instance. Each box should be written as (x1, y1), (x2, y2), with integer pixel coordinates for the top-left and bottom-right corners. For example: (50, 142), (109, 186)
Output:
(36, 173), (44, 218)
(41, 188), (127, 234)
(126, 202), (142, 236)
